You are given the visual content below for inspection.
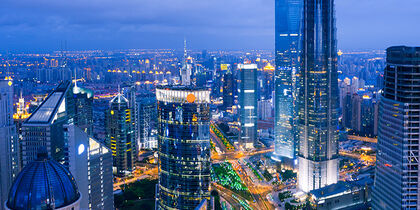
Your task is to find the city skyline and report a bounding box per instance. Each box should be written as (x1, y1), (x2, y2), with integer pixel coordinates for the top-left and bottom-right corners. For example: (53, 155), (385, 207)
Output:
(1, 0), (420, 51)
(0, 0), (418, 209)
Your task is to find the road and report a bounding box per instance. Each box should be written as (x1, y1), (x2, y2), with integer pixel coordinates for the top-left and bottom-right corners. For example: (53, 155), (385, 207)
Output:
(113, 166), (158, 190)
(232, 160), (274, 210)
(212, 147), (274, 161)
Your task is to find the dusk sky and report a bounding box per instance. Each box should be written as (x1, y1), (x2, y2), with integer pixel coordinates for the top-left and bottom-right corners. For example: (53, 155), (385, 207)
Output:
(1, 0), (419, 51)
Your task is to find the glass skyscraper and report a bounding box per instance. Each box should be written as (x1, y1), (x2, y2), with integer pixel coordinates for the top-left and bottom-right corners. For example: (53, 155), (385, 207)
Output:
(274, 0), (302, 161)
(297, 0), (339, 192)
(238, 64), (258, 149)
(106, 93), (136, 177)
(156, 86), (211, 210)
(373, 46), (420, 209)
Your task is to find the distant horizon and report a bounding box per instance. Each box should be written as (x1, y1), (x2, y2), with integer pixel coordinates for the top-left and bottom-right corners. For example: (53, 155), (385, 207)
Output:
(0, 48), (392, 54)
(1, 0), (419, 52)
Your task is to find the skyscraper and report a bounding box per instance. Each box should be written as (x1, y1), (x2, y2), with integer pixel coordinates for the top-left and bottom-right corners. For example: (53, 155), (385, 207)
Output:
(156, 86), (211, 209)
(222, 70), (234, 110)
(0, 79), (19, 210)
(72, 84), (94, 135)
(136, 93), (157, 150)
(297, 0), (339, 192)
(66, 124), (114, 210)
(238, 63), (258, 149)
(21, 81), (73, 167)
(105, 92), (135, 177)
(373, 46), (420, 209)
(274, 0), (302, 161)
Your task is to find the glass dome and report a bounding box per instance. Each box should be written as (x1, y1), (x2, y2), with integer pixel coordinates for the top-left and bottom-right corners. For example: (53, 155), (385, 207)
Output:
(7, 152), (80, 210)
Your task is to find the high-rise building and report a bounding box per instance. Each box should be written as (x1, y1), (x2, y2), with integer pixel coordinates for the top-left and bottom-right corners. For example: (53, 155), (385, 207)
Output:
(180, 39), (192, 86)
(373, 46), (420, 209)
(105, 92), (135, 177)
(238, 63), (258, 149)
(72, 84), (94, 135)
(273, 0), (303, 161)
(66, 124), (114, 210)
(21, 81), (73, 167)
(156, 86), (211, 209)
(0, 79), (19, 210)
(136, 94), (157, 150)
(297, 0), (339, 192)
(5, 149), (81, 210)
(222, 71), (234, 110)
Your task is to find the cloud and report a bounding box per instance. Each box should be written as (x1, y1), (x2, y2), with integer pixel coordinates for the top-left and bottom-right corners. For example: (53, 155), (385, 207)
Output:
(0, 0), (419, 51)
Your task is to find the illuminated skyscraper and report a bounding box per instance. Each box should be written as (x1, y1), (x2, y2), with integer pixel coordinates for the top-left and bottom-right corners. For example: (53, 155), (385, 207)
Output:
(373, 46), (420, 209)
(238, 64), (258, 149)
(297, 0), (339, 192)
(21, 81), (73, 167)
(156, 86), (211, 209)
(0, 79), (19, 210)
(222, 70), (234, 110)
(66, 124), (114, 210)
(273, 0), (302, 161)
(106, 92), (136, 177)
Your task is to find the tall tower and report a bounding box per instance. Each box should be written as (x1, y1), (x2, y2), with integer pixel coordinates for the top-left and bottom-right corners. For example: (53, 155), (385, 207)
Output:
(372, 46), (420, 209)
(297, 0), (339, 192)
(274, 0), (303, 162)
(106, 91), (135, 177)
(238, 63), (258, 149)
(180, 39), (192, 85)
(222, 70), (234, 110)
(0, 79), (19, 210)
(156, 86), (211, 209)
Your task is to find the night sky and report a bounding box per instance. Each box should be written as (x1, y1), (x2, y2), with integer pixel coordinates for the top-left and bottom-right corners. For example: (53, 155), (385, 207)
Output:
(1, 0), (419, 51)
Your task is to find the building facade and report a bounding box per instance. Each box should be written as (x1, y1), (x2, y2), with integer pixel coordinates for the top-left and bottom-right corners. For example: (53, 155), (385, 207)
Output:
(0, 79), (19, 210)
(238, 63), (258, 149)
(373, 46), (420, 209)
(274, 0), (302, 161)
(297, 0), (339, 192)
(222, 71), (234, 110)
(21, 81), (73, 167)
(156, 86), (211, 209)
(66, 124), (114, 210)
(106, 93), (136, 177)
(136, 94), (158, 150)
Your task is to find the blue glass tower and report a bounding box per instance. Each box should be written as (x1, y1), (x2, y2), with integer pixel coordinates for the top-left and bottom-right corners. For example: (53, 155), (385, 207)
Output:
(274, 0), (303, 161)
(156, 86), (211, 209)
(238, 64), (258, 149)
(373, 46), (420, 209)
(297, 0), (339, 192)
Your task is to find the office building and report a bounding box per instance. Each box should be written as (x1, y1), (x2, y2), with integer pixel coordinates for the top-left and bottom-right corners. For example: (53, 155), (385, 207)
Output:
(72, 84), (94, 135)
(0, 79), (19, 210)
(273, 0), (302, 161)
(222, 71), (234, 110)
(21, 81), (73, 167)
(238, 63), (258, 149)
(66, 124), (114, 210)
(105, 92), (135, 177)
(136, 94), (157, 149)
(297, 0), (339, 192)
(180, 39), (192, 86)
(156, 86), (211, 209)
(5, 149), (81, 210)
(373, 46), (420, 209)
(309, 178), (372, 210)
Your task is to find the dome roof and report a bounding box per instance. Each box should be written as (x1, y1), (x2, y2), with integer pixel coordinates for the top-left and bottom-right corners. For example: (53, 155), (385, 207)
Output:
(7, 154), (80, 210)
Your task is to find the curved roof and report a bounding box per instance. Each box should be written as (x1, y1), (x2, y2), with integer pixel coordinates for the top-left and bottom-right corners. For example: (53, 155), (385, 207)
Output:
(7, 156), (80, 210)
